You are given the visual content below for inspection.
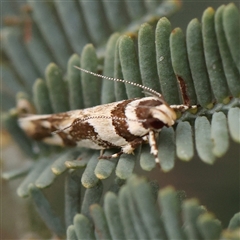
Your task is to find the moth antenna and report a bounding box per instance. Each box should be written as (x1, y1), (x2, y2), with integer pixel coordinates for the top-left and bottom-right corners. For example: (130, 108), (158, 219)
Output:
(53, 116), (146, 134)
(74, 66), (162, 99)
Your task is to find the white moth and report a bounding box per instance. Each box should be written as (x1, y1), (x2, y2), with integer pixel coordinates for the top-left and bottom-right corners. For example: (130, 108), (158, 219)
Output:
(19, 67), (194, 165)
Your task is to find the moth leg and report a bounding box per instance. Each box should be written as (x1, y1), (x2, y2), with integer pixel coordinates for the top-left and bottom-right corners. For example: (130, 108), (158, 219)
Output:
(142, 135), (148, 142)
(148, 130), (160, 166)
(99, 149), (104, 157)
(122, 138), (143, 155)
(99, 138), (143, 160)
(99, 150), (123, 160)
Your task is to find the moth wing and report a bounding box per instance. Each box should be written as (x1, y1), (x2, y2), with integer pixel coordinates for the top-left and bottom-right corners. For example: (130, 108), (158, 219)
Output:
(18, 113), (78, 142)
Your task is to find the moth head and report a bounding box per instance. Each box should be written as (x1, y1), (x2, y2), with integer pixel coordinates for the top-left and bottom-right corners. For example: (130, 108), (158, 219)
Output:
(142, 103), (177, 131)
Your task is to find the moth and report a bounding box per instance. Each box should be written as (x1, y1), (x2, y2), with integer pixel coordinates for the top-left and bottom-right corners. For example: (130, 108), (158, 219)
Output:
(19, 67), (195, 165)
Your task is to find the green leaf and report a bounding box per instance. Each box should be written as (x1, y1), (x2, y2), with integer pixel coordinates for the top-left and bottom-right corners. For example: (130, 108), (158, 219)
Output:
(80, 44), (101, 108)
(138, 23), (161, 93)
(27, 0), (72, 69)
(33, 78), (53, 114)
(73, 214), (95, 240)
(104, 192), (126, 239)
(67, 54), (84, 110)
(25, 24), (55, 74)
(215, 5), (240, 98)
(66, 225), (78, 240)
(35, 157), (57, 189)
(101, 33), (120, 104)
(140, 144), (156, 171)
(1, 28), (40, 89)
(122, 184), (150, 239)
(102, 1), (130, 31)
(81, 152), (99, 188)
(2, 111), (35, 157)
(94, 149), (119, 179)
(197, 213), (222, 239)
(228, 212), (240, 230)
(51, 150), (79, 175)
(176, 121), (194, 161)
(45, 63), (69, 113)
(2, 161), (32, 180)
(116, 147), (141, 179)
(202, 7), (230, 104)
(118, 185), (139, 239)
(159, 186), (186, 239)
(128, 176), (165, 239)
(156, 17), (180, 104)
(119, 35), (144, 98)
(90, 204), (112, 240)
(29, 184), (65, 238)
(79, 1), (111, 45)
(81, 181), (103, 219)
(195, 116), (216, 164)
(170, 27), (197, 105)
(182, 199), (207, 239)
(186, 19), (213, 108)
(54, 1), (89, 53)
(228, 107), (240, 143)
(211, 111), (229, 157)
(114, 38), (128, 101)
(223, 3), (240, 72)
(65, 170), (82, 227)
(158, 127), (176, 171)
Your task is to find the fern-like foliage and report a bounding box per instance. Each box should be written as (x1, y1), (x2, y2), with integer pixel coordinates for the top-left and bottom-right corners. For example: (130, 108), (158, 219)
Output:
(65, 176), (240, 240)
(1, 1), (240, 238)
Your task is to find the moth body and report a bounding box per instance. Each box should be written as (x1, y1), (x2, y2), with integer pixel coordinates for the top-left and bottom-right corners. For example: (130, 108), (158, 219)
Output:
(18, 67), (195, 164)
(19, 96), (176, 163)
